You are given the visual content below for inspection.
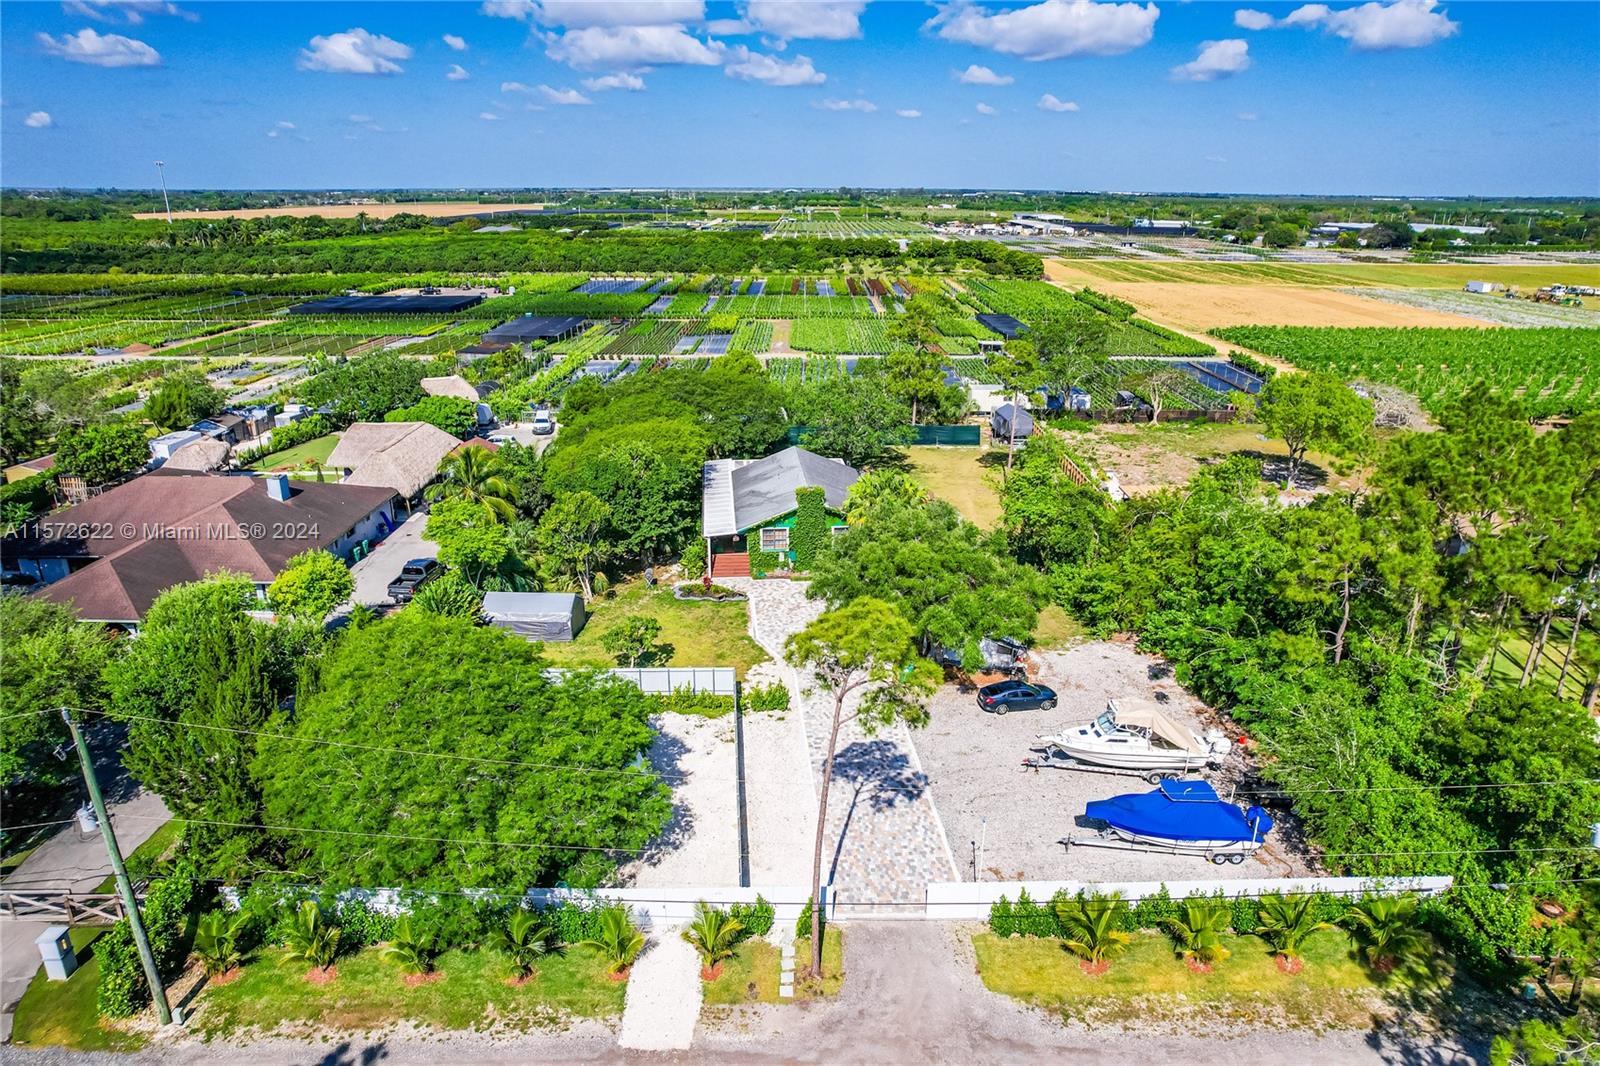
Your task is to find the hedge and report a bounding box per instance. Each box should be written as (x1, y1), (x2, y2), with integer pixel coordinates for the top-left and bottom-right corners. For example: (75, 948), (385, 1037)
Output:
(97, 863), (199, 1019)
(790, 486), (829, 571)
(744, 683), (790, 713)
(987, 885), (1353, 939)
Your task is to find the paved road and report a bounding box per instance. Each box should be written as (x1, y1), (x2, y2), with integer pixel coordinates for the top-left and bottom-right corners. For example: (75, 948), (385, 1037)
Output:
(0, 730), (170, 1043)
(3, 923), (1488, 1064)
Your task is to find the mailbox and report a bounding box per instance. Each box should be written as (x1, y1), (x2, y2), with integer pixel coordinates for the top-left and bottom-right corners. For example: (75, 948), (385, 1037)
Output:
(37, 925), (78, 981)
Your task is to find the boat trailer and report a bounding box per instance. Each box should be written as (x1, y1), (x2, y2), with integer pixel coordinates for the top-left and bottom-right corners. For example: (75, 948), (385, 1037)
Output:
(1059, 829), (1256, 866)
(1020, 751), (1202, 785)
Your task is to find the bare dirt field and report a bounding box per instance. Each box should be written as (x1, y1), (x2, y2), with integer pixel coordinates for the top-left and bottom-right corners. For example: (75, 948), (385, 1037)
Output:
(1044, 258), (1600, 290)
(132, 201), (548, 221)
(911, 641), (1313, 884)
(1066, 421), (1364, 497)
(1061, 281), (1488, 331)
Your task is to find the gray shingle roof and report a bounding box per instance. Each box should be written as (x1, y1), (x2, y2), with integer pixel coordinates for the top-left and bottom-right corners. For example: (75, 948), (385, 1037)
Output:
(702, 447), (860, 537)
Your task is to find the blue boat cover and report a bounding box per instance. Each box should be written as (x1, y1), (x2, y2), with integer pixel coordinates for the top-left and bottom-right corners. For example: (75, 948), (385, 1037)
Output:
(1084, 779), (1274, 844)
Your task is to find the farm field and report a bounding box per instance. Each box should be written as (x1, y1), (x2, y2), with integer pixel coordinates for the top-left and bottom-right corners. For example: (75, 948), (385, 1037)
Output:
(1065, 420), (1367, 496)
(1349, 287), (1600, 328)
(131, 201), (550, 221)
(1048, 281), (1490, 331)
(1044, 259), (1600, 289)
(1212, 326), (1600, 417)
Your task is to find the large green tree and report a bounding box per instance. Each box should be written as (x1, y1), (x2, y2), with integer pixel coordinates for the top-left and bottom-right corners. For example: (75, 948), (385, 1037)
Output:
(784, 598), (937, 975)
(254, 611), (671, 888)
(789, 371), (914, 469)
(0, 597), (118, 786)
(54, 420), (149, 485)
(1257, 372), (1374, 488)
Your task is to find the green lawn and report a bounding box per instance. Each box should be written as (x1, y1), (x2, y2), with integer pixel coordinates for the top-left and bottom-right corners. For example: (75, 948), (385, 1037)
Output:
(538, 578), (768, 678)
(191, 945), (624, 1039)
(1460, 618), (1599, 704)
(973, 928), (1440, 1029)
(244, 432), (340, 473)
(93, 819), (181, 892)
(904, 445), (1002, 529)
(11, 928), (145, 1052)
(702, 929), (844, 1005)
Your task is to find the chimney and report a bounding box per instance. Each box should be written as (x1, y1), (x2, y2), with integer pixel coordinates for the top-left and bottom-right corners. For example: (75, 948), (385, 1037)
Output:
(266, 474), (293, 503)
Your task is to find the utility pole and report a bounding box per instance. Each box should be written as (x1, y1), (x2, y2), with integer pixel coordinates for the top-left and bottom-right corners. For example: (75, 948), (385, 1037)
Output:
(154, 161), (172, 225)
(60, 709), (174, 1026)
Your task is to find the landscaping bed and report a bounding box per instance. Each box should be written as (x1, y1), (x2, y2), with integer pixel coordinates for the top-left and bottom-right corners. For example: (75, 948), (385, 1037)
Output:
(674, 582), (747, 602)
(188, 945), (624, 1039)
(702, 929), (844, 1006)
(973, 928), (1433, 1029)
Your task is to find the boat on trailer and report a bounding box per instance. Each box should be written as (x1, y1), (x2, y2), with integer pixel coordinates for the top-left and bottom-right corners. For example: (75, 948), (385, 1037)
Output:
(1030, 699), (1232, 779)
(1063, 779), (1274, 865)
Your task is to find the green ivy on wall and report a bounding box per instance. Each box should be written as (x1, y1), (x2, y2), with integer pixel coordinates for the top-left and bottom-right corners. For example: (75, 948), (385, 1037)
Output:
(791, 486), (828, 571)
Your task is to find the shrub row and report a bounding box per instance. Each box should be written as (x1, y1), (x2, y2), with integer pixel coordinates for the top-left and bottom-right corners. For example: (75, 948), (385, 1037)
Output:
(987, 886), (1348, 939)
(97, 863), (199, 1019)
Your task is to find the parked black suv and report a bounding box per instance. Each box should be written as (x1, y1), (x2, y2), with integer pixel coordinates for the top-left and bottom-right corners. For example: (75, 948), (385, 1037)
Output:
(387, 558), (441, 603)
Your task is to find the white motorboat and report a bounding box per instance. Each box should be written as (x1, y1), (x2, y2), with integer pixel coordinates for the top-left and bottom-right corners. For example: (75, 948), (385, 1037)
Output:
(1033, 699), (1231, 773)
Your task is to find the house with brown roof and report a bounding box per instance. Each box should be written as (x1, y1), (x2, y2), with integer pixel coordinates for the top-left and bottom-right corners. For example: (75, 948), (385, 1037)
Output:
(325, 421), (460, 502)
(2, 472), (399, 627)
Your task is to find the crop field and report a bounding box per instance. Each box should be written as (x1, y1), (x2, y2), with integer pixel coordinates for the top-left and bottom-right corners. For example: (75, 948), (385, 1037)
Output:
(951, 357), (999, 383)
(603, 320), (689, 356)
(789, 317), (901, 355)
(764, 356), (856, 385)
(1212, 326), (1600, 417)
(963, 279), (1214, 356)
(769, 217), (933, 238)
(707, 294), (875, 318)
(1348, 288), (1600, 328)
(731, 320), (773, 352)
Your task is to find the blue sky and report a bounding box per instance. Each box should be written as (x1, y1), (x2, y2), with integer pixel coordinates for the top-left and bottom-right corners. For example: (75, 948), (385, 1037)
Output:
(2, 0), (1596, 195)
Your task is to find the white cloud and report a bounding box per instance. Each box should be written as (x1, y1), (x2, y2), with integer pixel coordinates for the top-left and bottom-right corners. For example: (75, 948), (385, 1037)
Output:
(24, 110), (53, 128)
(266, 120), (306, 141)
(1237, 110), (1258, 120)
(1205, 153), (1228, 163)
(723, 46), (825, 85)
(815, 97), (876, 112)
(534, 1), (706, 28)
(1236, 0), (1459, 49)
(975, 101), (998, 115)
(741, 0), (866, 40)
(36, 27), (161, 67)
(62, 0), (196, 25)
(479, 111), (501, 120)
(955, 63), (1013, 85)
(926, 0), (1159, 61)
(298, 28), (412, 75)
(348, 113), (373, 122)
(443, 33), (468, 50)
(581, 71), (645, 91)
(480, 0), (537, 19)
(538, 83), (592, 104)
(275, 120), (296, 129)
(1170, 38), (1251, 81)
(447, 63), (470, 80)
(896, 108), (922, 118)
(1037, 93), (1078, 111)
(545, 24), (723, 69)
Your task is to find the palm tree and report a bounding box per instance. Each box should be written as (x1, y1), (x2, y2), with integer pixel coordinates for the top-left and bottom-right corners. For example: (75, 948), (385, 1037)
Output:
(427, 446), (517, 523)
(575, 905), (646, 978)
(283, 901), (341, 976)
(1163, 899), (1234, 971)
(1341, 894), (1427, 973)
(681, 902), (744, 980)
(193, 910), (248, 978)
(381, 916), (439, 977)
(1052, 893), (1132, 974)
(1255, 893), (1335, 972)
(496, 910), (556, 982)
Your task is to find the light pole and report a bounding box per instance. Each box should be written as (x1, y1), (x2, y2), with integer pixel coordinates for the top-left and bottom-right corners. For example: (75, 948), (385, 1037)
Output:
(154, 161), (172, 225)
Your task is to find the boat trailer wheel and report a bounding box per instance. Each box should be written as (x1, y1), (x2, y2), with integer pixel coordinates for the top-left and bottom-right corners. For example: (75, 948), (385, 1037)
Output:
(1210, 853), (1229, 866)
(1145, 771), (1177, 785)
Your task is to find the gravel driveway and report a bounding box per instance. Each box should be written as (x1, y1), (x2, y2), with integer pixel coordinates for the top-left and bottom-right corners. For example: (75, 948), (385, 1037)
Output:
(911, 640), (1313, 883)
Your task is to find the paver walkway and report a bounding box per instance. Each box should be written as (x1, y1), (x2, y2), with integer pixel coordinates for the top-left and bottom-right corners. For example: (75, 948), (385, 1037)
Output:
(616, 926), (701, 1051)
(736, 578), (957, 912)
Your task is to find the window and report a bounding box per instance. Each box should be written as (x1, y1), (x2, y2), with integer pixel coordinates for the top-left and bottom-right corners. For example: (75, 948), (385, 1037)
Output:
(759, 526), (789, 552)
(831, 524), (849, 536)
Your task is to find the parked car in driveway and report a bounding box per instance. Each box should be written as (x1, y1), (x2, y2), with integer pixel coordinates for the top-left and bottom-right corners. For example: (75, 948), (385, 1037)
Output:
(387, 558), (441, 603)
(530, 409), (555, 435)
(977, 680), (1057, 714)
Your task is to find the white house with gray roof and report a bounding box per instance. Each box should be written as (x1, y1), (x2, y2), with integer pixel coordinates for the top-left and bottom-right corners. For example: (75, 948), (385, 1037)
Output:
(701, 446), (860, 579)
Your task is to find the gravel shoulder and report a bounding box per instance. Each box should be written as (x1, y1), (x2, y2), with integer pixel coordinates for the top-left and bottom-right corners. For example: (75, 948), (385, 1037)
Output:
(618, 713), (740, 889)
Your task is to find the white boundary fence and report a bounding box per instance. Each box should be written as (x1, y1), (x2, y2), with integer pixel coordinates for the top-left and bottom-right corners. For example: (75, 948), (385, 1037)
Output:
(545, 666), (737, 696)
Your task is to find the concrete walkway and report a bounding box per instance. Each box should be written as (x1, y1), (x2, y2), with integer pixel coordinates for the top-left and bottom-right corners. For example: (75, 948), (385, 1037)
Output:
(738, 579), (957, 912)
(616, 927), (702, 1052)
(0, 732), (170, 1043)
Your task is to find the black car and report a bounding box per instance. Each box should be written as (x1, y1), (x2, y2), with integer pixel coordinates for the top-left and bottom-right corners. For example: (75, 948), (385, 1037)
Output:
(387, 558), (441, 603)
(976, 680), (1057, 714)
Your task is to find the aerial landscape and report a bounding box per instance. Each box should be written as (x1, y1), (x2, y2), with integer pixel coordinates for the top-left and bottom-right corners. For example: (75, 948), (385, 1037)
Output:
(1, 0), (1599, 1063)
